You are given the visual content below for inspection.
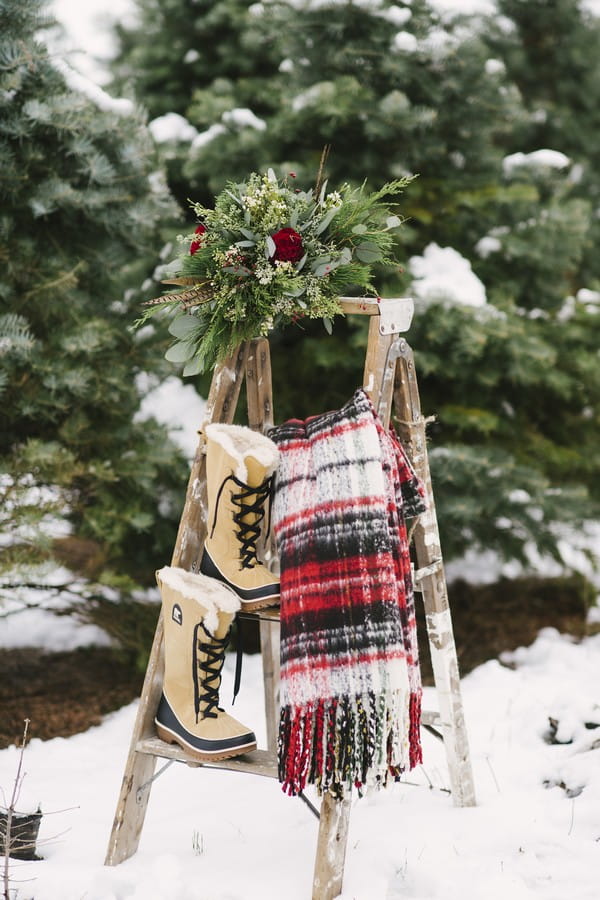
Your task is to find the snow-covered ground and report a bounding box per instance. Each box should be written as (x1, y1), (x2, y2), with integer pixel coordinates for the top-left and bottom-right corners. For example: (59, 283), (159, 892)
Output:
(1, 629), (599, 900)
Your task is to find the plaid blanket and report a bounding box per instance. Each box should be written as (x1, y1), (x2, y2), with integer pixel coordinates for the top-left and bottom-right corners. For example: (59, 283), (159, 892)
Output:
(269, 389), (426, 797)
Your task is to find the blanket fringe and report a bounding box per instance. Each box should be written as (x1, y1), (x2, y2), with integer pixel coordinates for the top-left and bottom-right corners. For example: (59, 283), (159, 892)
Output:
(278, 689), (422, 797)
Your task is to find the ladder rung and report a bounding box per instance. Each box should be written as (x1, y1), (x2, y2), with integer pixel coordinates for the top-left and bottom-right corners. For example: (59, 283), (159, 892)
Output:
(136, 738), (278, 779)
(413, 558), (443, 585)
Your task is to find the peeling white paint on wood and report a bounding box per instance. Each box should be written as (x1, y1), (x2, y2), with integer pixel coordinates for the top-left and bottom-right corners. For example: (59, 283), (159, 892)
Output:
(426, 608), (455, 648)
(423, 529), (439, 547)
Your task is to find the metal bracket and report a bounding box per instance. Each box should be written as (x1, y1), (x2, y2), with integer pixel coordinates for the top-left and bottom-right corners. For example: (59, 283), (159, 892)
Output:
(422, 723), (444, 743)
(377, 298), (414, 335)
(136, 759), (175, 804)
(299, 791), (320, 820)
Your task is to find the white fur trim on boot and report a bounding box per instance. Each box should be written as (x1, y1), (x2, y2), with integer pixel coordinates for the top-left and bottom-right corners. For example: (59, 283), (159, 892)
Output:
(204, 423), (279, 482)
(156, 566), (240, 635)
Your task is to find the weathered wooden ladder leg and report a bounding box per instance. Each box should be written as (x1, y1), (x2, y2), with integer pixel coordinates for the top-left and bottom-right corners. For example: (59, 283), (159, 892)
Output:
(312, 308), (411, 900)
(393, 340), (476, 807)
(358, 310), (475, 807)
(104, 344), (250, 866)
(244, 338), (280, 753)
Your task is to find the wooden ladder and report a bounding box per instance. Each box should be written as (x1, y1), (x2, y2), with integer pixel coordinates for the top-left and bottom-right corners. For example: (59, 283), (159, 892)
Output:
(104, 297), (476, 898)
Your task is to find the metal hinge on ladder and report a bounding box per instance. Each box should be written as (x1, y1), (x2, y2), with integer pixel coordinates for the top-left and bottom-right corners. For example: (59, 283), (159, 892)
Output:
(377, 297), (414, 335)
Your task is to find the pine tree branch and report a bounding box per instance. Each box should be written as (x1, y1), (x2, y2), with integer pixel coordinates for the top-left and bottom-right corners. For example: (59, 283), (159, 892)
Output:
(22, 263), (85, 300)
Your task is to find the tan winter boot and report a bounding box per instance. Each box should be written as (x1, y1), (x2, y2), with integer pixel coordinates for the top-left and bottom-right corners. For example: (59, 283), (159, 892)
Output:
(154, 566), (257, 761)
(199, 424), (280, 611)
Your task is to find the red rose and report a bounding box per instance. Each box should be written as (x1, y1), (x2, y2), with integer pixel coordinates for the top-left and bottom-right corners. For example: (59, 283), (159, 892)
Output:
(190, 224), (206, 255)
(270, 227), (304, 264)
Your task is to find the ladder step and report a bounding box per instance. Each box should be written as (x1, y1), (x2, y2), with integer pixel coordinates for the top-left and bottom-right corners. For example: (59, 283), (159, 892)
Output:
(137, 717), (442, 773)
(136, 738), (278, 779)
(237, 607), (281, 623)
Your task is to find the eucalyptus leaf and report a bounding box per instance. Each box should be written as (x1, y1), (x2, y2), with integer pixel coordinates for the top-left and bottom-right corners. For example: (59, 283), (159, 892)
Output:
(284, 284), (306, 298)
(165, 340), (196, 363)
(386, 215), (402, 229)
(224, 189), (243, 207)
(289, 209), (299, 228)
(234, 240), (256, 248)
(355, 241), (382, 264)
(267, 168), (277, 182)
(314, 206), (339, 236)
(266, 235), (276, 258)
(340, 246), (353, 265)
(295, 252), (308, 272)
(182, 356), (204, 377)
(352, 224), (368, 235)
(298, 205), (317, 230)
(323, 316), (333, 335)
(240, 227), (256, 240)
(168, 315), (200, 339)
(310, 255), (332, 273)
(314, 260), (341, 277)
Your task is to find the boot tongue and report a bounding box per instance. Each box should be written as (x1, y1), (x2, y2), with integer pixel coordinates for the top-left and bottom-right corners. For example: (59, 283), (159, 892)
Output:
(244, 454), (265, 486)
(210, 607), (235, 641)
(211, 617), (230, 641)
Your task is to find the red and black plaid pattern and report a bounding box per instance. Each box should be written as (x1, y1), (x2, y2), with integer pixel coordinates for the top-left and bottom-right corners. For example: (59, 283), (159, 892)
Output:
(269, 389), (426, 797)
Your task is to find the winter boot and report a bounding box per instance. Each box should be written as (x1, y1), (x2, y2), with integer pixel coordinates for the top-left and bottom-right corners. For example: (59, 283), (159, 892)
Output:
(154, 565), (257, 761)
(199, 423), (280, 611)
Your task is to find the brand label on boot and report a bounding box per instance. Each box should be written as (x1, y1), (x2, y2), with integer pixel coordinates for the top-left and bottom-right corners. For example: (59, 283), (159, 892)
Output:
(172, 603), (183, 626)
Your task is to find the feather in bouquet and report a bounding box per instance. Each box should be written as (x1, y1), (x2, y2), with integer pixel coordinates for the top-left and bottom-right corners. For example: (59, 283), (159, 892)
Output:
(136, 169), (412, 374)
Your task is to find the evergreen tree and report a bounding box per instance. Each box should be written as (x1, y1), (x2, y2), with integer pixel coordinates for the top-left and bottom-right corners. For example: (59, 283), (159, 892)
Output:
(111, 0), (283, 208)
(108, 0), (600, 567)
(485, 0), (600, 293)
(0, 0), (189, 605)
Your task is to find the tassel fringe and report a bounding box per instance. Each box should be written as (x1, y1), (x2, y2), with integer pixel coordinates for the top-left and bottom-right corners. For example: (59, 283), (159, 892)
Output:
(278, 689), (422, 797)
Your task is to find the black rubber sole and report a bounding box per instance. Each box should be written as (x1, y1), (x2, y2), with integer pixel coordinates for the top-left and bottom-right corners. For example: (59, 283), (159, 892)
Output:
(155, 694), (257, 761)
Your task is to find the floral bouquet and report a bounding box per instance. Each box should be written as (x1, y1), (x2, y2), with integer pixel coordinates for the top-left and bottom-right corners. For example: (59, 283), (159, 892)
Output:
(137, 169), (411, 374)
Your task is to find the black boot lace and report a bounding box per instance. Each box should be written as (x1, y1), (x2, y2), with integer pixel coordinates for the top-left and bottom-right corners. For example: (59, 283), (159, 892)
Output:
(192, 622), (229, 721)
(210, 473), (273, 569)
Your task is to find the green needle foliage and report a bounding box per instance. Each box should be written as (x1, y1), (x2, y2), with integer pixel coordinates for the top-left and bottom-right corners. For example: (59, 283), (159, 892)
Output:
(0, 0), (188, 602)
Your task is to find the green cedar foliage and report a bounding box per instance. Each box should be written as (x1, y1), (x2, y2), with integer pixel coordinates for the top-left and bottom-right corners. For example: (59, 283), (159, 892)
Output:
(0, 0), (188, 600)
(110, 0), (599, 567)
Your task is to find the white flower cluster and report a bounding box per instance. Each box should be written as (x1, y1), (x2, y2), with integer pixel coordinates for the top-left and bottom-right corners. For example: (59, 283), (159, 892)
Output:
(243, 175), (290, 230)
(323, 190), (342, 209)
(272, 296), (299, 315)
(255, 256), (296, 285)
(254, 258), (274, 285)
(258, 315), (275, 336)
(224, 246), (243, 265)
(274, 260), (294, 273)
(306, 277), (323, 303)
